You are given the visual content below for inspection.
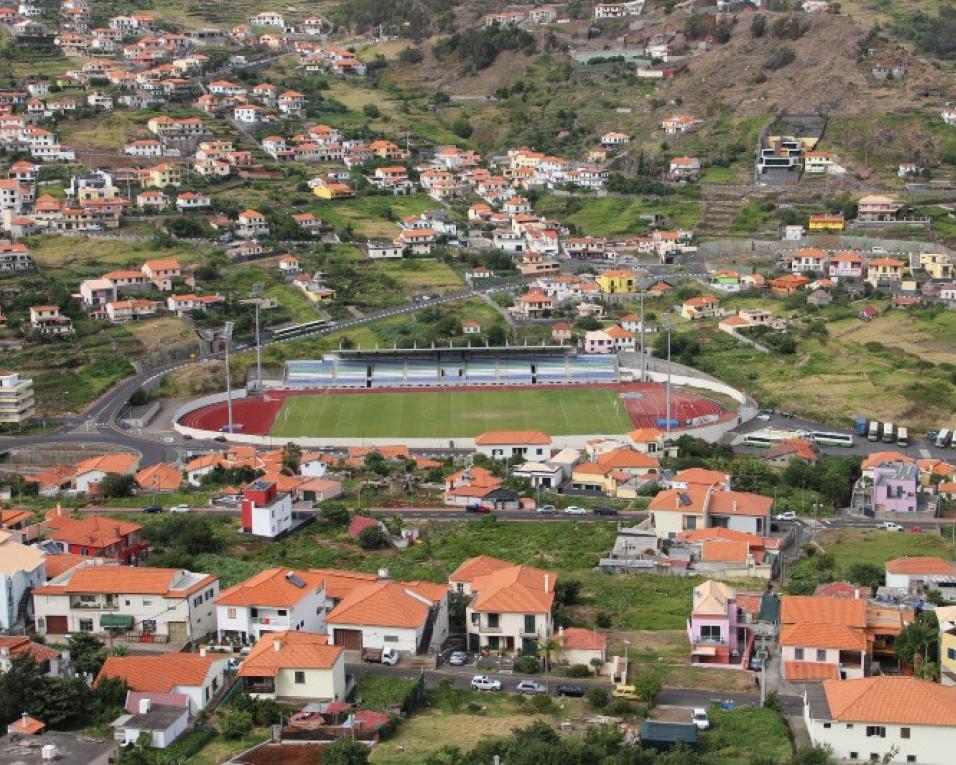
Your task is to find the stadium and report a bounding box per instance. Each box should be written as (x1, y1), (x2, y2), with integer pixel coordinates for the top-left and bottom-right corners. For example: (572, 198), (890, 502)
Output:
(175, 346), (740, 444)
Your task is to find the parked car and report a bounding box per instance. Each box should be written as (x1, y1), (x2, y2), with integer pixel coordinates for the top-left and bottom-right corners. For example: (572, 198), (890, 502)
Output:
(515, 680), (547, 695)
(362, 646), (399, 666)
(749, 653), (765, 671)
(774, 511), (797, 522)
(162, 436), (175, 444)
(881, 521), (904, 532)
(536, 505), (557, 514)
(556, 683), (586, 698)
(142, 504), (163, 514)
(448, 651), (468, 666)
(593, 506), (618, 516)
(471, 675), (503, 691)
(756, 410), (773, 421)
(564, 506), (586, 516)
(170, 504), (191, 513)
(777, 410), (795, 419)
(692, 708), (710, 730)
(911, 526), (923, 534)
(466, 504), (490, 513)
(612, 684), (638, 700)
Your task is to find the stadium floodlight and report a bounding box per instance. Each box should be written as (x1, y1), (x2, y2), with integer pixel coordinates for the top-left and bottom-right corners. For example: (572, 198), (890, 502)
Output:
(251, 284), (263, 389)
(660, 315), (673, 438)
(222, 321), (235, 435)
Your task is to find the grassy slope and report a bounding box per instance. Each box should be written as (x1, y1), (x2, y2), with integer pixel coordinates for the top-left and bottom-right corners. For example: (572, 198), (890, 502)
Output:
(270, 387), (634, 438)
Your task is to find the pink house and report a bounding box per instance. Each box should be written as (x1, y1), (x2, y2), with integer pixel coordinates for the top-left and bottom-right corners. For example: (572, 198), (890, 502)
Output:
(687, 580), (754, 667)
(829, 251), (865, 280)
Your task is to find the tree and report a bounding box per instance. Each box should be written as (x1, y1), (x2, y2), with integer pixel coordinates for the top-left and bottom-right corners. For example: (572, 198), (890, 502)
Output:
(452, 118), (473, 139)
(590, 657), (604, 676)
(790, 745), (836, 765)
(320, 504), (350, 526)
(356, 525), (389, 549)
(751, 14), (767, 37)
(633, 669), (663, 707)
(555, 579), (581, 606)
(98, 472), (136, 499)
(220, 708), (254, 739)
(487, 324), (507, 345)
(844, 562), (883, 592)
(896, 612), (939, 669)
(324, 738), (371, 765)
(67, 632), (107, 677)
(585, 687), (608, 708)
(398, 46), (424, 64)
(362, 103), (380, 118)
(364, 451), (390, 476)
(281, 442), (302, 473)
(384, 514), (404, 536)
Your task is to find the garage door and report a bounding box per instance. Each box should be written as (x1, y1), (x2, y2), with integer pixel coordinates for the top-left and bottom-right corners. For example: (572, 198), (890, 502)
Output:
(45, 615), (68, 635)
(334, 629), (363, 650)
(167, 622), (188, 643)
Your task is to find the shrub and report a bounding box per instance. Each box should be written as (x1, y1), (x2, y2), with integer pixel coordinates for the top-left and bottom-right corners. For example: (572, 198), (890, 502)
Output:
(595, 612), (612, 628)
(605, 698), (638, 716)
(585, 687), (608, 708)
(356, 525), (389, 549)
(514, 656), (539, 674)
(565, 664), (591, 678)
(634, 670), (663, 706)
(529, 694), (556, 713)
(220, 708), (253, 739)
(362, 104), (380, 118)
(452, 118), (473, 138)
(764, 46), (796, 70)
(398, 46), (424, 64)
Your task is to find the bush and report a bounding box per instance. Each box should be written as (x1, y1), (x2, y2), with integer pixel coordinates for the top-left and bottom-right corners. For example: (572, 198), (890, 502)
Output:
(605, 698), (638, 716)
(513, 656), (539, 674)
(529, 694), (556, 713)
(220, 708), (254, 739)
(585, 687), (608, 708)
(362, 104), (380, 118)
(764, 46), (796, 70)
(595, 612), (612, 629)
(452, 118), (473, 138)
(565, 664), (591, 678)
(356, 525), (389, 549)
(634, 670), (663, 706)
(398, 46), (424, 64)
(321, 504), (350, 526)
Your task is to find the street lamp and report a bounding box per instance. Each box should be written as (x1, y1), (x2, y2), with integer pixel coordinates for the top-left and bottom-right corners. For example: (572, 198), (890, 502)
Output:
(661, 315), (673, 438)
(623, 639), (631, 684)
(639, 286), (646, 381)
(222, 321), (235, 435)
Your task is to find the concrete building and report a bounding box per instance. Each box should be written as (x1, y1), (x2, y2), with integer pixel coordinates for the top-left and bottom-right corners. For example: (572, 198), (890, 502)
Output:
(0, 530), (45, 630)
(240, 480), (293, 538)
(0, 371), (34, 425)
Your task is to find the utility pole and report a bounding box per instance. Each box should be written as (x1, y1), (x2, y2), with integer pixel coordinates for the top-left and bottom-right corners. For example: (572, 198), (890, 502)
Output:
(250, 283), (264, 389)
(222, 321), (235, 434)
(639, 287), (646, 381)
(662, 315), (672, 438)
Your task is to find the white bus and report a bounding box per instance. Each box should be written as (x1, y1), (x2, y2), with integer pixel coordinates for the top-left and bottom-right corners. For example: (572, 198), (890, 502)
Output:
(868, 421), (880, 442)
(896, 427), (909, 447)
(882, 422), (895, 443)
(810, 431), (855, 448)
(938, 429), (952, 449)
(743, 429), (798, 448)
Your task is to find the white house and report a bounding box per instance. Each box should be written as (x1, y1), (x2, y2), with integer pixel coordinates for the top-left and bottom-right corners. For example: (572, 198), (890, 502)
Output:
(237, 631), (347, 702)
(805, 676), (956, 765)
(215, 568), (327, 645)
(97, 653), (228, 713)
(474, 430), (552, 461)
(0, 531), (46, 631)
(884, 556), (956, 592)
(33, 563), (219, 643)
(326, 580), (449, 655)
(240, 480), (293, 538)
(112, 694), (189, 749)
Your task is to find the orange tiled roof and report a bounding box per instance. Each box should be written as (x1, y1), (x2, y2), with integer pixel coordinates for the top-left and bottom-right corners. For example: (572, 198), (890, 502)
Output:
(308, 569), (379, 601)
(781, 595), (867, 627)
(471, 564), (556, 614)
(595, 448), (660, 470)
(44, 514), (142, 549)
(560, 627), (606, 651)
(885, 556), (955, 575)
(784, 661), (839, 681)
(134, 462), (183, 491)
(475, 431), (551, 446)
(43, 553), (98, 579)
(216, 568), (325, 607)
(448, 555), (514, 584)
(96, 654), (222, 692)
(8, 716), (45, 735)
(861, 451), (915, 470)
(780, 622), (866, 651)
(326, 581), (439, 629)
(37, 566), (214, 599)
(0, 636), (60, 664)
(238, 631), (342, 677)
(823, 676), (956, 726)
(701, 539), (751, 563)
(73, 452), (138, 476)
(673, 468), (728, 486)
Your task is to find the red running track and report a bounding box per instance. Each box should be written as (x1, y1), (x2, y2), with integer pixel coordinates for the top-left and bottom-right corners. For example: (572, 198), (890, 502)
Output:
(177, 383), (733, 437)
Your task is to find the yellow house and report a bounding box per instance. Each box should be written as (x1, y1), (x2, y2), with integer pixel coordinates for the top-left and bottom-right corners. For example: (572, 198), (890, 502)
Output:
(142, 163), (181, 189)
(808, 213), (844, 231)
(237, 630), (347, 702)
(312, 180), (354, 200)
(936, 606), (956, 687)
(595, 269), (637, 294)
(865, 257), (906, 286)
(569, 463), (640, 499)
(920, 253), (954, 280)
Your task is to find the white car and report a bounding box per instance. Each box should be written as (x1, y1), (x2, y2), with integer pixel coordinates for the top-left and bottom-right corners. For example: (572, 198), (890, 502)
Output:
(692, 708), (710, 730)
(162, 436), (175, 444)
(881, 521), (903, 532)
(564, 506), (586, 516)
(471, 675), (502, 691)
(775, 512), (797, 522)
(756, 410), (773, 421)
(170, 504), (191, 513)
(448, 651), (468, 666)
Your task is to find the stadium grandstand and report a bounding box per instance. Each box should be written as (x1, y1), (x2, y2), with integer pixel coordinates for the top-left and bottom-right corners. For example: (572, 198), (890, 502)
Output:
(284, 346), (619, 389)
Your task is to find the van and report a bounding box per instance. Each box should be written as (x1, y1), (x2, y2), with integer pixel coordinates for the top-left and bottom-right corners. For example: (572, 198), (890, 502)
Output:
(897, 427), (909, 447)
(939, 429), (953, 449)
(868, 421), (880, 442)
(882, 422), (895, 443)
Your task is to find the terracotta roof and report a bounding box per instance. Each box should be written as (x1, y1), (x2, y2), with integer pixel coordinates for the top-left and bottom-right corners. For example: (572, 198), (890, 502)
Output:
(692, 580), (733, 615)
(96, 654), (223, 692)
(885, 556), (955, 575)
(822, 677), (956, 726)
(238, 631), (342, 677)
(781, 595), (867, 627)
(784, 661), (839, 681)
(43, 553), (98, 579)
(73, 452), (138, 476)
(44, 514), (142, 549)
(628, 428), (664, 442)
(216, 568), (325, 607)
(471, 564), (556, 614)
(8, 716), (45, 735)
(701, 539), (751, 563)
(0, 636), (60, 664)
(861, 451), (915, 470)
(36, 566), (215, 598)
(348, 516), (381, 538)
(448, 555), (514, 583)
(326, 581), (438, 629)
(474, 430), (552, 446)
(814, 581), (865, 599)
(560, 627), (606, 651)
(649, 486), (771, 517)
(780, 622), (866, 651)
(596, 448), (660, 470)
(308, 569), (379, 601)
(134, 462), (183, 491)
(673, 468), (729, 486)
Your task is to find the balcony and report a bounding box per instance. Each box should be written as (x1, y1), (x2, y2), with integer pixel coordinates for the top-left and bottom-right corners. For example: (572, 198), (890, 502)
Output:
(252, 616), (290, 628)
(243, 678), (276, 695)
(478, 624), (502, 634)
(72, 600), (118, 610)
(693, 637), (727, 646)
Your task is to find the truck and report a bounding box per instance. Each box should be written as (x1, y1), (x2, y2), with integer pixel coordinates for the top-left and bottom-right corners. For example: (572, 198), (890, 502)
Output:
(938, 429), (952, 449)
(882, 422), (895, 443)
(868, 421), (880, 442)
(897, 427), (909, 447)
(855, 414), (868, 437)
(361, 647), (399, 666)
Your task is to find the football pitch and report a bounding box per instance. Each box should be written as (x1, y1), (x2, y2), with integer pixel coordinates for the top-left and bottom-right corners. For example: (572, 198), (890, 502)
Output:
(269, 387), (635, 438)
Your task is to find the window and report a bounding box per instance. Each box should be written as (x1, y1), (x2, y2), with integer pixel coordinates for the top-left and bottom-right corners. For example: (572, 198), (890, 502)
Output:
(795, 648), (805, 661)
(79, 594), (95, 603)
(849, 754), (857, 761)
(949, 647), (956, 661)
(700, 625), (721, 641)
(456, 583), (464, 594)
(142, 600), (152, 606)
(524, 615), (536, 634)
(142, 620), (156, 633)
(384, 635), (398, 643)
(124, 600), (131, 606)
(906, 757), (916, 763)
(865, 726), (886, 738)
(816, 649), (827, 662)
(487, 613), (499, 629)
(250, 608), (258, 617)
(205, 687), (210, 701)
(277, 609), (287, 616)
(227, 608), (237, 619)
(294, 671), (306, 684)
(900, 728), (910, 739)
(193, 596), (202, 607)
(846, 724), (854, 729)
(79, 619), (93, 632)
(823, 723), (831, 729)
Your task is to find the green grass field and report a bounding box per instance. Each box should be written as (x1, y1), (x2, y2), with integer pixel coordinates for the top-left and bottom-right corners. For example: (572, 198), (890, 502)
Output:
(270, 387), (634, 438)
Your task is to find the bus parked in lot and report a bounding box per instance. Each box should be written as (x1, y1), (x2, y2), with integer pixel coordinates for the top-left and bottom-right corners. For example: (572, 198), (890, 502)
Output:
(897, 427), (909, 447)
(742, 429), (803, 448)
(882, 422), (895, 443)
(810, 432), (855, 448)
(868, 421), (880, 442)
